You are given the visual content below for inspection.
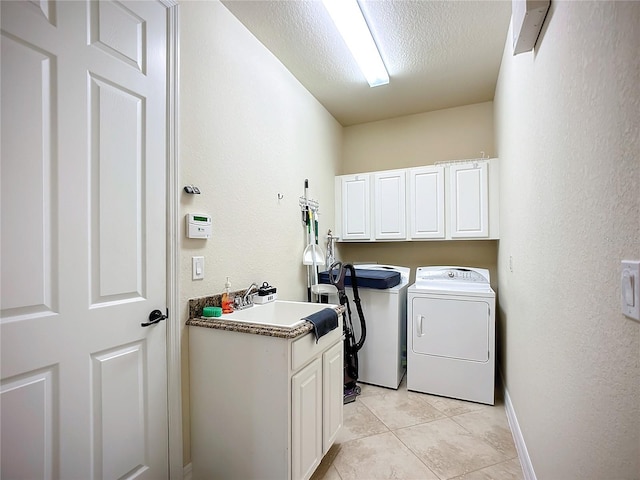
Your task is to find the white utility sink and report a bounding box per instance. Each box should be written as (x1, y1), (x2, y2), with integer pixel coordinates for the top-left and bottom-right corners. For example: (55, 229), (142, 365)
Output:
(219, 300), (338, 328)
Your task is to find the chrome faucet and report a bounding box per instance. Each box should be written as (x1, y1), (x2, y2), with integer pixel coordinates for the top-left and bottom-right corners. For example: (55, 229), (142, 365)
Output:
(236, 282), (259, 309)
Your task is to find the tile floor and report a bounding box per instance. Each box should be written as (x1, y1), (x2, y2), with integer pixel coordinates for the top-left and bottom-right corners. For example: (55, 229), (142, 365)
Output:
(311, 377), (523, 480)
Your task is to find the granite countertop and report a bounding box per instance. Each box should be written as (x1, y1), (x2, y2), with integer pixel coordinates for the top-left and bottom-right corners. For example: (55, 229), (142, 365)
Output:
(186, 294), (345, 339)
(186, 316), (316, 339)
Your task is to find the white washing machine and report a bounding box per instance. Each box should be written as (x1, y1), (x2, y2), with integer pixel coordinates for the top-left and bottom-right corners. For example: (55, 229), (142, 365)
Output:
(407, 266), (495, 405)
(322, 264), (410, 389)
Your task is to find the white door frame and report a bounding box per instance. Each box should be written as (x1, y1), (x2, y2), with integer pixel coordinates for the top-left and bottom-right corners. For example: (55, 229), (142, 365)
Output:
(164, 2), (183, 478)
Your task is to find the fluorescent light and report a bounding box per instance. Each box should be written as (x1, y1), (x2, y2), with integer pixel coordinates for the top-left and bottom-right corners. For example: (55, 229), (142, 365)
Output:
(322, 0), (389, 87)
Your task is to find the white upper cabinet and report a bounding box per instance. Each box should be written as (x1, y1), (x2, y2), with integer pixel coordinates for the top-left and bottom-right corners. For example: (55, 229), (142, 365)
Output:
(339, 174), (371, 240)
(335, 159), (499, 242)
(449, 162), (489, 238)
(408, 166), (445, 239)
(373, 170), (406, 240)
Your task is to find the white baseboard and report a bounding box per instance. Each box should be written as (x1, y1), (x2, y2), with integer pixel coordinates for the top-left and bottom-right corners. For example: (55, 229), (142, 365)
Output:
(503, 383), (537, 480)
(183, 462), (192, 480)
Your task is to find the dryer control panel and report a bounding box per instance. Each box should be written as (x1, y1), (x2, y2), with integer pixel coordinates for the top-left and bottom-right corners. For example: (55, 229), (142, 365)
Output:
(415, 266), (489, 287)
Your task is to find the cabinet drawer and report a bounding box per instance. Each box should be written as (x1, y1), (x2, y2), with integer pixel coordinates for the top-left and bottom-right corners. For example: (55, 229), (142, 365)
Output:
(292, 323), (342, 372)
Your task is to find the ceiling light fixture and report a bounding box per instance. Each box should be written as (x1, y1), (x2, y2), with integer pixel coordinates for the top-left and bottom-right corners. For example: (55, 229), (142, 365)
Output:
(322, 0), (389, 88)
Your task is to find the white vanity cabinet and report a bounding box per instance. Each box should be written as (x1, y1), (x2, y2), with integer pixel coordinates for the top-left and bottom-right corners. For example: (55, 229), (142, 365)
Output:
(291, 340), (343, 480)
(189, 318), (343, 480)
(292, 358), (322, 480)
(321, 341), (343, 449)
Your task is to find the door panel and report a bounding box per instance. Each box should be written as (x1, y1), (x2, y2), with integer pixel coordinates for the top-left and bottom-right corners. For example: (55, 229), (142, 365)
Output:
(411, 297), (490, 362)
(1, 1), (169, 478)
(0, 32), (57, 319)
(374, 170), (406, 240)
(408, 166), (445, 239)
(449, 162), (489, 238)
(90, 74), (145, 304)
(92, 343), (146, 480)
(89, 0), (146, 72)
(0, 367), (56, 480)
(292, 358), (322, 480)
(322, 341), (343, 453)
(341, 175), (370, 240)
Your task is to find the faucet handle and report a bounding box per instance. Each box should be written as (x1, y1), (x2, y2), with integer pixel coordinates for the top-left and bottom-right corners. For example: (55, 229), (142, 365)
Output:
(235, 287), (258, 310)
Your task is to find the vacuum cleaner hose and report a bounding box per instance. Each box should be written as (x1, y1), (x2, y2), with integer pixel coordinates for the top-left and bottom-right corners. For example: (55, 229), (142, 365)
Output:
(345, 263), (366, 352)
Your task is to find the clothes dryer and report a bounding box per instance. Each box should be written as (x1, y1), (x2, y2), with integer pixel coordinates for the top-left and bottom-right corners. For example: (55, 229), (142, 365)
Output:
(407, 266), (495, 404)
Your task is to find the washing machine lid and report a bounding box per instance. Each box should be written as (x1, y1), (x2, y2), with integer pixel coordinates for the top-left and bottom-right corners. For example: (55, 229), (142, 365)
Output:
(318, 264), (410, 290)
(352, 264), (410, 285)
(412, 266), (493, 294)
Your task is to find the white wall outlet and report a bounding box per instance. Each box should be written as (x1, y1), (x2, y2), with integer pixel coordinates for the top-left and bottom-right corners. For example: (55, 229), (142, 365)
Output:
(621, 260), (639, 321)
(192, 256), (205, 280)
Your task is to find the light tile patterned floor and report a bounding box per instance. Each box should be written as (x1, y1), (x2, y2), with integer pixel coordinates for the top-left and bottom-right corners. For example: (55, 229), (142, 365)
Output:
(311, 378), (523, 480)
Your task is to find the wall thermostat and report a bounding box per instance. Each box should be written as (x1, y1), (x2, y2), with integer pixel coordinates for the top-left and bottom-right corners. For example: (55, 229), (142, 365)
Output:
(186, 213), (212, 239)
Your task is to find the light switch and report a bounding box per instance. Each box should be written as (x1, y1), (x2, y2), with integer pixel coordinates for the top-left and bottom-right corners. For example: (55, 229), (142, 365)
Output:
(192, 256), (205, 280)
(621, 260), (639, 321)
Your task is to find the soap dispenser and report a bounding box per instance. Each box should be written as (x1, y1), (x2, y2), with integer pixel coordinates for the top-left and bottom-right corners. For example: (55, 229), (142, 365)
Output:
(221, 277), (234, 314)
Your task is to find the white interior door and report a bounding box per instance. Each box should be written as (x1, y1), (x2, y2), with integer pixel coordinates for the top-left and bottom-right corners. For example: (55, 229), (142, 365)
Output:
(1, 1), (170, 478)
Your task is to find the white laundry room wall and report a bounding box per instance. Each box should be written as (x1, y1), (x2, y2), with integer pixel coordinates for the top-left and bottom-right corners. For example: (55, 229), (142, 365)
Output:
(179, 0), (342, 465)
(495, 1), (639, 478)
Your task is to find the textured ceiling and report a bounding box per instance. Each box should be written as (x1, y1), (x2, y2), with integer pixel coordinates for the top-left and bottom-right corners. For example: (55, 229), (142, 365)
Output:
(220, 0), (513, 126)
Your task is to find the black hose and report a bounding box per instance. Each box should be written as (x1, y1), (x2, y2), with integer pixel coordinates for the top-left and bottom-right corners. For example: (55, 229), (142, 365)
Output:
(329, 261), (367, 388)
(344, 264), (366, 352)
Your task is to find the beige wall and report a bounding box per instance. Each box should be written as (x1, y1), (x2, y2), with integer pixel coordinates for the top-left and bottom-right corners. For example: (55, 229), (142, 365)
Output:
(339, 241), (498, 290)
(341, 101), (495, 174)
(494, 2), (640, 478)
(179, 1), (342, 464)
(338, 102), (498, 286)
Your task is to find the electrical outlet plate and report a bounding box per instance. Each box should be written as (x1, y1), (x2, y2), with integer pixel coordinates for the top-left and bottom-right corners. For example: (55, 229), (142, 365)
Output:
(621, 260), (639, 321)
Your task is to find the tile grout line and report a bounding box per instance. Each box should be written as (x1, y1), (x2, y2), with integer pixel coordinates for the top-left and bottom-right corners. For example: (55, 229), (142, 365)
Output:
(389, 427), (444, 480)
(379, 394), (519, 480)
(446, 458), (522, 480)
(328, 385), (523, 480)
(391, 423), (520, 480)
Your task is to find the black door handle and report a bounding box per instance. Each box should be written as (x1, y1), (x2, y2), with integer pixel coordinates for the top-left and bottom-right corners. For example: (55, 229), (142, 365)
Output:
(141, 309), (168, 327)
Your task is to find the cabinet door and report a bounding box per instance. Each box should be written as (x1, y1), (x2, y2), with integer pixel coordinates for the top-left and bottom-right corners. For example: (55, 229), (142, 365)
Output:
(322, 342), (343, 454)
(373, 170), (406, 240)
(408, 166), (445, 239)
(341, 174), (370, 240)
(449, 162), (489, 238)
(292, 358), (322, 480)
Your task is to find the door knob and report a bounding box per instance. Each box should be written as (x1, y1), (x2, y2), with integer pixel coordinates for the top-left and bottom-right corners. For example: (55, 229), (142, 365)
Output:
(141, 309), (168, 327)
